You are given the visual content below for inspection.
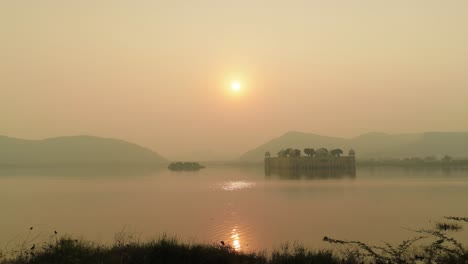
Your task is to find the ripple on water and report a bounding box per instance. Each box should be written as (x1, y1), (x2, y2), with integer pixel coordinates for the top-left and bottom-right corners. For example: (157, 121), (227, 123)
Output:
(207, 210), (255, 252)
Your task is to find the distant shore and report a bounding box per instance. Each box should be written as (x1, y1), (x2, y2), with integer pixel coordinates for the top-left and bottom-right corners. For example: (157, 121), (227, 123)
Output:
(2, 160), (468, 170)
(356, 158), (468, 169)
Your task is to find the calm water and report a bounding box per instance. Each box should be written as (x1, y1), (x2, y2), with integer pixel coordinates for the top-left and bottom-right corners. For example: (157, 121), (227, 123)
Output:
(1, 166), (467, 252)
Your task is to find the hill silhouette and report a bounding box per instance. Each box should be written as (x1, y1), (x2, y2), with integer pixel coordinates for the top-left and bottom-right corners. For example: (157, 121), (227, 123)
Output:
(240, 131), (468, 161)
(0, 135), (167, 165)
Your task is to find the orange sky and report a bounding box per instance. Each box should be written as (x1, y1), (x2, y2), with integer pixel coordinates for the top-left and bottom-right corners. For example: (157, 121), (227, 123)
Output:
(1, 0), (468, 160)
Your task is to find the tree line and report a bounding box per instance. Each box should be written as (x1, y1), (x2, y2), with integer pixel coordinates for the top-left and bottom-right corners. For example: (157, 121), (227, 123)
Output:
(274, 148), (344, 158)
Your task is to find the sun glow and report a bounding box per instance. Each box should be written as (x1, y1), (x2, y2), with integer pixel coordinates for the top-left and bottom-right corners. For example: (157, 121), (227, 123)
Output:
(231, 81), (241, 92)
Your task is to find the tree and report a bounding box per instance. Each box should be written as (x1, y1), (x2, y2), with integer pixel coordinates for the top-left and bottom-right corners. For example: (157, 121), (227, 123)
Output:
(277, 150), (286, 158)
(315, 148), (329, 157)
(304, 148), (315, 157)
(330, 149), (344, 157)
(442, 155), (452, 163)
(293, 149), (301, 157)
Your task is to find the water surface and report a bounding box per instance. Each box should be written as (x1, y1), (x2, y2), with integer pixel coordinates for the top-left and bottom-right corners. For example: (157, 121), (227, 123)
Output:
(1, 166), (467, 252)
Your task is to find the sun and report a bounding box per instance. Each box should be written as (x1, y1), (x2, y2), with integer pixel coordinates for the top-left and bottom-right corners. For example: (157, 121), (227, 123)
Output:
(231, 81), (241, 92)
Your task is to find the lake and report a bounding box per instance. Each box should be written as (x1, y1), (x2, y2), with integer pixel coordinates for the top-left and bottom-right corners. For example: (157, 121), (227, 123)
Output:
(1, 166), (467, 252)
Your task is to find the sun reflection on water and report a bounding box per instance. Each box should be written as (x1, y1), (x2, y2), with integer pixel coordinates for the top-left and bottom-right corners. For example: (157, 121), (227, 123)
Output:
(231, 227), (241, 251)
(220, 181), (255, 191)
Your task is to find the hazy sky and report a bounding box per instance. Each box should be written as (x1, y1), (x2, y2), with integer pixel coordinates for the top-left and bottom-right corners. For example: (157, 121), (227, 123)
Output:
(1, 1), (467, 160)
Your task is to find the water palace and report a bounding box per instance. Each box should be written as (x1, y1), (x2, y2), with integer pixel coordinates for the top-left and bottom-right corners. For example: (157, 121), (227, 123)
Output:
(264, 148), (356, 174)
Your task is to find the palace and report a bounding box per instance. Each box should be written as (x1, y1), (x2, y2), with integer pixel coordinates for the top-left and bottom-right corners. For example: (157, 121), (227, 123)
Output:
(264, 148), (356, 174)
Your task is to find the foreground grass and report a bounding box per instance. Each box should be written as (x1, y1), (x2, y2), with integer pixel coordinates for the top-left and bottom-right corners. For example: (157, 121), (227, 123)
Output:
(2, 217), (467, 264)
(1, 236), (341, 264)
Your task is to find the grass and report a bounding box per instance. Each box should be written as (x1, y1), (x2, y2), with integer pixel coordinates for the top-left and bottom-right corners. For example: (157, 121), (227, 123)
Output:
(1, 232), (347, 264)
(0, 236), (345, 264)
(1, 218), (467, 264)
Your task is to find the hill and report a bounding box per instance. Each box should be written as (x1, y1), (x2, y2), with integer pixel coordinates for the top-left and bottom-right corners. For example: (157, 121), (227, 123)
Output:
(0, 135), (167, 165)
(239, 131), (468, 161)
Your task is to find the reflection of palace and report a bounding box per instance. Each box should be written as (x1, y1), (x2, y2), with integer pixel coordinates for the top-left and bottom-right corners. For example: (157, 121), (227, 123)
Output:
(265, 168), (356, 180)
(264, 148), (356, 178)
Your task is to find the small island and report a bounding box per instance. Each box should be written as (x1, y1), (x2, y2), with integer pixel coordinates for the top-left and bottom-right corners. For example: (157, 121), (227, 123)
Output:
(168, 162), (206, 171)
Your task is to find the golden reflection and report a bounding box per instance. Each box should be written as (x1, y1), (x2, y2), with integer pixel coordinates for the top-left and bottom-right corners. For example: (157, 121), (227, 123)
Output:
(221, 181), (255, 191)
(231, 227), (241, 251)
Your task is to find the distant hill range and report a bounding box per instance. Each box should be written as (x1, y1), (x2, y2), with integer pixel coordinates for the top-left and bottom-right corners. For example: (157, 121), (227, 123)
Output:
(0, 135), (167, 165)
(240, 131), (468, 162)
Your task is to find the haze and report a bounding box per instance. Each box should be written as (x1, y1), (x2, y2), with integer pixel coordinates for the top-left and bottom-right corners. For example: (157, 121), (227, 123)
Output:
(1, 0), (468, 160)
